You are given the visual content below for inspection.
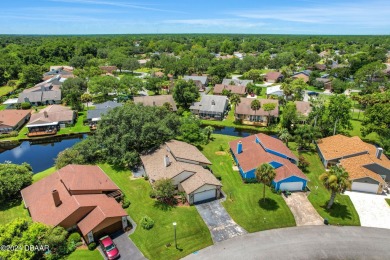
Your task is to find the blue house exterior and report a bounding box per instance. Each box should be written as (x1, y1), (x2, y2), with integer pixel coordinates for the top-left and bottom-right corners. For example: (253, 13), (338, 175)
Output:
(230, 134), (308, 191)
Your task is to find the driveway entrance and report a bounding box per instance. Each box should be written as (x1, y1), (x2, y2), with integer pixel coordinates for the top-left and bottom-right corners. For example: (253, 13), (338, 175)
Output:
(195, 200), (246, 243)
(283, 192), (323, 226)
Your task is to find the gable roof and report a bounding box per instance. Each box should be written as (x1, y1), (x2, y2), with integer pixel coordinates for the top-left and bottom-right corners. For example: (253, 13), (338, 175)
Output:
(133, 95), (177, 111)
(140, 140), (220, 194)
(20, 165), (126, 234)
(27, 105), (75, 126)
(340, 155), (386, 184)
(317, 135), (368, 160)
(229, 134), (305, 181)
(87, 101), (123, 120)
(222, 79), (253, 86)
(0, 109), (31, 128)
(94, 101), (122, 110)
(266, 85), (283, 95)
(190, 95), (228, 114)
(295, 101), (312, 116)
(235, 98), (279, 117)
(184, 76), (208, 85)
(265, 71), (283, 81)
(214, 84), (247, 95)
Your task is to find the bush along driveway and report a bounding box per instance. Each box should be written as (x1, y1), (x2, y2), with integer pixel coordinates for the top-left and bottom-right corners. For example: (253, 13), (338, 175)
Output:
(201, 134), (296, 233)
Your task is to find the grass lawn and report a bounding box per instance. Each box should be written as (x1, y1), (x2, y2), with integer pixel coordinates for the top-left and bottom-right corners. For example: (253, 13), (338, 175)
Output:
(0, 86), (13, 96)
(201, 107), (277, 134)
(201, 134), (296, 232)
(67, 248), (103, 260)
(0, 104), (7, 110)
(99, 164), (212, 260)
(57, 109), (90, 135)
(348, 120), (380, 144)
(289, 142), (360, 226)
(33, 167), (56, 182)
(386, 199), (390, 207)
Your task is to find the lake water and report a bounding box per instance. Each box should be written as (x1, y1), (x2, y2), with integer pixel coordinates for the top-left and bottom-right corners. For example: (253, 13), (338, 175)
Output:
(212, 126), (259, 137)
(0, 135), (85, 173)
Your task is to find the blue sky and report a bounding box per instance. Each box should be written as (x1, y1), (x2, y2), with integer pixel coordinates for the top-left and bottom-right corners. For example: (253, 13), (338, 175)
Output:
(1, 0), (390, 35)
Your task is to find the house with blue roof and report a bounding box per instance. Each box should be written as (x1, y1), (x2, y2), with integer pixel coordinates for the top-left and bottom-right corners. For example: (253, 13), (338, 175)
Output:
(229, 133), (308, 191)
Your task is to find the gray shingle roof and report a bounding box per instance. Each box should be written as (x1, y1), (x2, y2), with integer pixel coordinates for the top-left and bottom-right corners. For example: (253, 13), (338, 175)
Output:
(183, 76), (208, 85)
(190, 95), (228, 114)
(222, 78), (253, 86)
(87, 101), (122, 120)
(94, 101), (122, 110)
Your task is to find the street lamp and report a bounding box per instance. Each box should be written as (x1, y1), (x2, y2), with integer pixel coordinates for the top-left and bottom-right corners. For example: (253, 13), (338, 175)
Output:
(173, 222), (177, 249)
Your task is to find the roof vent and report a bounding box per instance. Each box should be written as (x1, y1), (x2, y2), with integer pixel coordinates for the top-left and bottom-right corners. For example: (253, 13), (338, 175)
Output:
(376, 147), (383, 159)
(164, 154), (171, 167)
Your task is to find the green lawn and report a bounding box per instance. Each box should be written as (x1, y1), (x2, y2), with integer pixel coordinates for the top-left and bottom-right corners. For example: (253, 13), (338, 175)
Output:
(57, 109), (90, 135)
(386, 199), (390, 207)
(289, 143), (360, 226)
(33, 167), (56, 182)
(0, 86), (13, 96)
(201, 107), (277, 134)
(349, 119), (380, 144)
(99, 164), (213, 260)
(201, 134), (296, 232)
(67, 249), (102, 260)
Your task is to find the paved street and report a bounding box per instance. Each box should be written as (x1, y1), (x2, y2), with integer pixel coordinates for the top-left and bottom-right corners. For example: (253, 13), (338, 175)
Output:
(195, 200), (247, 243)
(184, 226), (390, 260)
(282, 192), (324, 226)
(346, 191), (390, 229)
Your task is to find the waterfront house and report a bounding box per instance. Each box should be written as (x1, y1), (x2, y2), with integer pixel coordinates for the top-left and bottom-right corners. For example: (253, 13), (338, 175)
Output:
(133, 95), (177, 111)
(190, 95), (228, 120)
(235, 98), (279, 126)
(0, 109), (31, 133)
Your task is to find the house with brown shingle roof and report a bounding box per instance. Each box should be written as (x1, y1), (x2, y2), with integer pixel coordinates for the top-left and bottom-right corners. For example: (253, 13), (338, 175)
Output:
(133, 95), (177, 111)
(234, 98), (279, 126)
(295, 101), (312, 117)
(316, 135), (390, 194)
(21, 165), (128, 243)
(264, 71), (284, 83)
(0, 109), (31, 133)
(229, 134), (307, 191)
(141, 140), (222, 204)
(213, 84), (247, 96)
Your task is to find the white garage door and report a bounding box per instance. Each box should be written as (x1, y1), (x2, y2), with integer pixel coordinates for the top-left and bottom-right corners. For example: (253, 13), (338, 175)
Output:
(352, 182), (379, 193)
(194, 189), (216, 203)
(279, 182), (303, 191)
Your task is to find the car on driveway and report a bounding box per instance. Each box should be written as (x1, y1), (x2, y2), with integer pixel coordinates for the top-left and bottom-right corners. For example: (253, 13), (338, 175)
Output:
(99, 235), (120, 260)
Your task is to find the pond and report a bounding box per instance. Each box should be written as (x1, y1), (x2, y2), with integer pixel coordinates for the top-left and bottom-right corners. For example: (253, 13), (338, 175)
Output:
(0, 134), (86, 173)
(212, 126), (259, 137)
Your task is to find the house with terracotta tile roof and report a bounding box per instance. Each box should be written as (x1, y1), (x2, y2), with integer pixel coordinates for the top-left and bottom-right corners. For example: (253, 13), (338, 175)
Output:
(234, 98), (279, 126)
(0, 109), (31, 133)
(21, 165), (128, 243)
(316, 135), (390, 194)
(141, 140), (222, 204)
(229, 134), (308, 191)
(213, 84), (247, 96)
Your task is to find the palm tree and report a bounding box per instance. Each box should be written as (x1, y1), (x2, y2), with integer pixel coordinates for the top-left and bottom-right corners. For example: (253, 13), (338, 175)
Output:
(278, 128), (292, 147)
(229, 94), (241, 113)
(80, 93), (93, 108)
(255, 163), (276, 202)
(262, 103), (276, 126)
(250, 99), (261, 122)
(319, 166), (351, 209)
(203, 126), (214, 142)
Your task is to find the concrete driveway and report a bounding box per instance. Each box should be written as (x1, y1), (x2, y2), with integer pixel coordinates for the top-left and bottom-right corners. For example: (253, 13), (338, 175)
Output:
(345, 191), (390, 229)
(99, 231), (146, 260)
(283, 192), (323, 226)
(184, 226), (390, 260)
(195, 200), (247, 243)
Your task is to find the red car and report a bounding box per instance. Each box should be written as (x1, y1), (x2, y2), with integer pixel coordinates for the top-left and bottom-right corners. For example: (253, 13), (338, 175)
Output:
(99, 235), (120, 260)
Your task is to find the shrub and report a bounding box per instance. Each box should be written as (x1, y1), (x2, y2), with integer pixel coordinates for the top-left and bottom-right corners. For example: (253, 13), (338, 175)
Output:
(122, 197), (131, 209)
(140, 216), (155, 230)
(21, 102), (32, 109)
(270, 186), (277, 193)
(144, 175), (149, 181)
(68, 232), (81, 244)
(298, 155), (310, 171)
(243, 178), (258, 184)
(88, 242), (97, 250)
(219, 145), (224, 151)
(67, 240), (77, 253)
(149, 190), (156, 198)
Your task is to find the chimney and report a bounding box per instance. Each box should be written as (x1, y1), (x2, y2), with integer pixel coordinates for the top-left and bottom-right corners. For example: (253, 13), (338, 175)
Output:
(164, 154), (171, 167)
(43, 111), (48, 118)
(376, 147), (383, 159)
(52, 190), (62, 207)
(237, 141), (243, 154)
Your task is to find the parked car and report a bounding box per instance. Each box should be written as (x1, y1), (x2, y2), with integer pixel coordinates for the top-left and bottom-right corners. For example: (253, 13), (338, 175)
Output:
(99, 235), (120, 260)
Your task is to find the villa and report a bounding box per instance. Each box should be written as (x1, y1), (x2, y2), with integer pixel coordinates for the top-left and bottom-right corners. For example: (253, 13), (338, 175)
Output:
(234, 98), (279, 126)
(190, 95), (229, 120)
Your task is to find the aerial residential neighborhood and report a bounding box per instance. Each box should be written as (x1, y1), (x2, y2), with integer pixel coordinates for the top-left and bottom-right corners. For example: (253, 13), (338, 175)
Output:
(0, 1), (390, 260)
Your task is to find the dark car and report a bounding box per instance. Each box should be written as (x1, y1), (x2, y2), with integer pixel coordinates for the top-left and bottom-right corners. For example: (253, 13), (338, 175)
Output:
(99, 235), (120, 260)
(307, 91), (319, 96)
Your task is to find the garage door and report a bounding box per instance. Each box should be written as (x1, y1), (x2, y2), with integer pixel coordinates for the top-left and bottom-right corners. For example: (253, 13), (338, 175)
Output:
(279, 182), (303, 191)
(194, 189), (216, 203)
(352, 182), (379, 193)
(93, 221), (123, 240)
